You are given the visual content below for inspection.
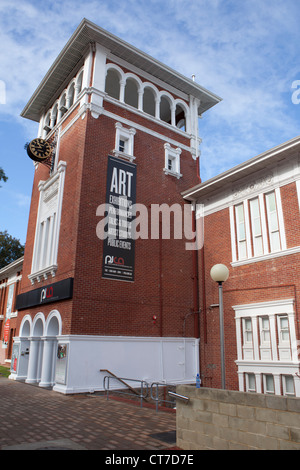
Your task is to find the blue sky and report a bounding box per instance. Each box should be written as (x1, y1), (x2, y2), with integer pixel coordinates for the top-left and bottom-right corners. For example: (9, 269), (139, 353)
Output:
(0, 0), (299, 244)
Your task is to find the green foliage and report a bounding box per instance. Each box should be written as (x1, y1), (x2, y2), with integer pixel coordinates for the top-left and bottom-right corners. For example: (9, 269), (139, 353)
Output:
(0, 231), (24, 269)
(0, 366), (10, 378)
(0, 167), (8, 187)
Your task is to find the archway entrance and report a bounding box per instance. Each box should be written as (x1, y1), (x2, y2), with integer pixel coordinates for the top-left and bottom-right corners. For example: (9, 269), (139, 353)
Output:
(39, 312), (61, 388)
(26, 314), (44, 384)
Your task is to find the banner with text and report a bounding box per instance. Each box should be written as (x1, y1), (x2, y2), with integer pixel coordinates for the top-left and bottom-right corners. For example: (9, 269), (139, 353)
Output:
(102, 156), (136, 282)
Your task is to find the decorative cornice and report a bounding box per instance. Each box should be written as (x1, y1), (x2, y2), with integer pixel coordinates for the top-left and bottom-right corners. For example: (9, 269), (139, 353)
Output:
(232, 172), (274, 199)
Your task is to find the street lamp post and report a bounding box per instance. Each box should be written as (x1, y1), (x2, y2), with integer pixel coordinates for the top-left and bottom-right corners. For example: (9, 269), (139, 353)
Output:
(210, 264), (229, 389)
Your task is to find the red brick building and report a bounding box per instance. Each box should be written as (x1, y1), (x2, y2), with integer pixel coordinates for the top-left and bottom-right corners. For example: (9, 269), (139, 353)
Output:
(183, 135), (300, 397)
(7, 19), (299, 398)
(8, 19), (221, 393)
(0, 257), (23, 366)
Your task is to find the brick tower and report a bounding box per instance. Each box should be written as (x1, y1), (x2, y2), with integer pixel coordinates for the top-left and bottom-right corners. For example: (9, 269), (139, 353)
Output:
(11, 19), (221, 393)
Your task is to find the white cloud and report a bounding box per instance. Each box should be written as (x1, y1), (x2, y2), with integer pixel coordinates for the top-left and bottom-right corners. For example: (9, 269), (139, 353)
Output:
(0, 0), (299, 183)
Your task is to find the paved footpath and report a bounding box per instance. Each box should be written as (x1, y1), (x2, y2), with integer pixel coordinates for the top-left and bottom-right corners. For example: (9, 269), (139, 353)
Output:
(0, 376), (176, 451)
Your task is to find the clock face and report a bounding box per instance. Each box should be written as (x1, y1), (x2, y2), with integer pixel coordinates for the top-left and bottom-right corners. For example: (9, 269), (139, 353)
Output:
(27, 138), (52, 162)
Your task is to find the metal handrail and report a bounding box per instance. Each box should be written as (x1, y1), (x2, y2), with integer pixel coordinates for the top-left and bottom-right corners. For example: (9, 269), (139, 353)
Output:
(101, 370), (190, 412)
(103, 375), (149, 408)
(168, 391), (190, 403)
(150, 382), (178, 412)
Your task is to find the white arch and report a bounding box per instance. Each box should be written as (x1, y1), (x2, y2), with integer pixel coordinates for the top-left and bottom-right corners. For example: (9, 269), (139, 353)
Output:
(105, 63), (124, 81)
(42, 110), (51, 137)
(76, 67), (84, 91)
(175, 99), (190, 132)
(51, 102), (58, 127)
(124, 72), (143, 92)
(141, 81), (159, 96)
(175, 98), (189, 115)
(32, 312), (45, 337)
(158, 90), (174, 105)
(67, 80), (75, 107)
(124, 73), (142, 109)
(19, 315), (33, 337)
(142, 83), (158, 117)
(41, 66), (85, 137)
(159, 91), (174, 124)
(45, 309), (62, 337)
(103, 63), (191, 131)
(105, 65), (123, 100)
(59, 91), (67, 106)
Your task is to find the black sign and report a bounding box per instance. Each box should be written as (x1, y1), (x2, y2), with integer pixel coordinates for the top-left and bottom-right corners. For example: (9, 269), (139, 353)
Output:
(102, 156), (136, 282)
(15, 278), (73, 310)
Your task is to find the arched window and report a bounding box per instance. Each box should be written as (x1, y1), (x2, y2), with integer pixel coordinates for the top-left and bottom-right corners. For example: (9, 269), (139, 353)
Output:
(175, 104), (186, 131)
(143, 86), (156, 117)
(43, 112), (51, 135)
(68, 83), (75, 107)
(59, 93), (67, 118)
(51, 104), (58, 128)
(20, 317), (32, 337)
(76, 70), (83, 94)
(105, 68), (121, 100)
(160, 95), (172, 124)
(124, 77), (139, 109)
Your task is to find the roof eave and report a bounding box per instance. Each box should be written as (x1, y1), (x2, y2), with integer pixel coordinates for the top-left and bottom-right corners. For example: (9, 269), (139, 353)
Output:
(21, 18), (222, 122)
(182, 135), (300, 201)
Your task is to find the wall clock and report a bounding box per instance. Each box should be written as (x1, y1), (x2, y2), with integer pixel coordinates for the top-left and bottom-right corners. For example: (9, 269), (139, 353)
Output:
(27, 138), (52, 163)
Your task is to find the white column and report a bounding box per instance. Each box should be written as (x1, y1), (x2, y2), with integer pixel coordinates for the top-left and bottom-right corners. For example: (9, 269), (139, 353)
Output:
(155, 97), (160, 119)
(238, 371), (244, 391)
(26, 338), (41, 384)
(294, 376), (300, 397)
(255, 373), (262, 393)
(244, 200), (252, 258)
(274, 374), (281, 396)
(138, 90), (143, 111)
(252, 317), (260, 361)
(171, 105), (176, 127)
(119, 80), (125, 102)
(296, 180), (300, 213)
(92, 43), (108, 92)
(275, 187), (287, 250)
(80, 44), (97, 111)
(259, 194), (269, 255)
(289, 312), (298, 362)
(39, 337), (56, 388)
(235, 317), (242, 360)
(229, 206), (237, 262)
(269, 314), (278, 361)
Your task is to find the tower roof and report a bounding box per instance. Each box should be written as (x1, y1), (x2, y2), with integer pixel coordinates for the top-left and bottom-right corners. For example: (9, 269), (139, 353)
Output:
(21, 18), (222, 122)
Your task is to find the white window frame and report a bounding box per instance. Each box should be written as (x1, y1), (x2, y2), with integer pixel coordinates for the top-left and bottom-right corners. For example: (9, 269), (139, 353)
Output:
(29, 161), (66, 284)
(259, 316), (271, 345)
(113, 122), (136, 162)
(277, 315), (290, 344)
(231, 188), (286, 266)
(235, 203), (247, 260)
(249, 197), (264, 257)
(163, 143), (182, 179)
(265, 191), (281, 252)
(234, 299), (299, 396)
(245, 373), (256, 393)
(263, 374), (275, 394)
(243, 318), (253, 344)
(282, 375), (295, 397)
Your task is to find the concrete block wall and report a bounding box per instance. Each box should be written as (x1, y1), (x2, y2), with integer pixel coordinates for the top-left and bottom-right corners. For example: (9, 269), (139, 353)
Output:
(176, 385), (300, 450)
